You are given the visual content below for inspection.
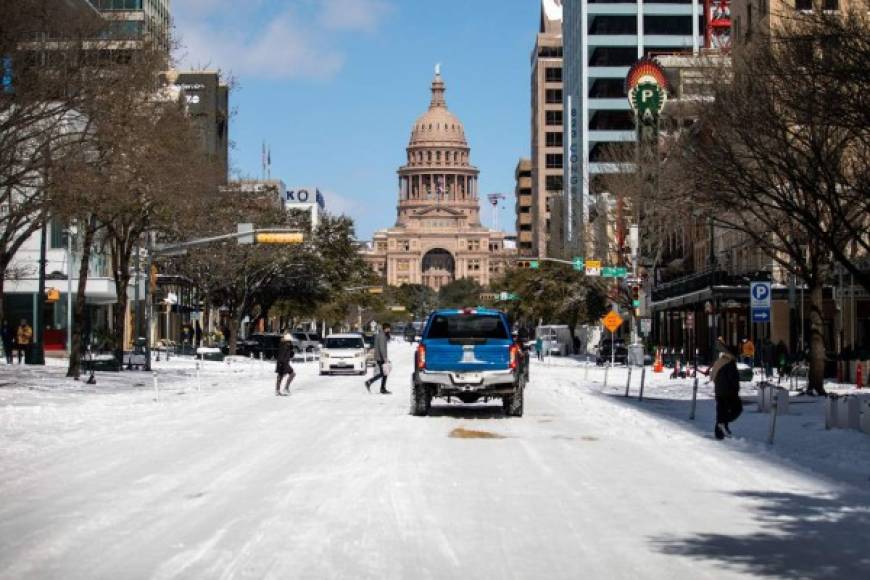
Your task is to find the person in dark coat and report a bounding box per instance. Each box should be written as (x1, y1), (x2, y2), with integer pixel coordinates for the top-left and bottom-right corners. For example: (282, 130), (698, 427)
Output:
(1, 320), (14, 364)
(364, 323), (391, 394)
(711, 346), (742, 440)
(275, 333), (296, 396)
(194, 321), (203, 348)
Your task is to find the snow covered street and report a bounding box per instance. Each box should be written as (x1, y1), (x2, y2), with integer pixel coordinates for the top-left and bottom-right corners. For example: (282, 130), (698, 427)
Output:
(1, 343), (869, 579)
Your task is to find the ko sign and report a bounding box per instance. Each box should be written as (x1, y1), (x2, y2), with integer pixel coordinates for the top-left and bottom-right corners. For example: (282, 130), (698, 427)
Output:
(750, 282), (772, 323)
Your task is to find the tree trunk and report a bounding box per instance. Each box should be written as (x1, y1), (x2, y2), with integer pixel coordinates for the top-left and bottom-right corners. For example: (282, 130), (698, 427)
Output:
(227, 316), (239, 356)
(112, 259), (131, 367)
(807, 281), (827, 396)
(0, 272), (6, 329)
(67, 222), (95, 378)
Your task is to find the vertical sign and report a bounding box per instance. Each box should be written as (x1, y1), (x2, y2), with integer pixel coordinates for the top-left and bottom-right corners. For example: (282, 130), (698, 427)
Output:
(750, 282), (771, 323)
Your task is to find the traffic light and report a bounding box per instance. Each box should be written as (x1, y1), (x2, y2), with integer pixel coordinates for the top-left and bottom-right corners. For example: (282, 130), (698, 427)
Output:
(255, 232), (304, 244)
(631, 285), (640, 308)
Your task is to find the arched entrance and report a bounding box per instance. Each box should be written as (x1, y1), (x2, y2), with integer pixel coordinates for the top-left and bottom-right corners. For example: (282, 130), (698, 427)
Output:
(422, 249), (455, 290)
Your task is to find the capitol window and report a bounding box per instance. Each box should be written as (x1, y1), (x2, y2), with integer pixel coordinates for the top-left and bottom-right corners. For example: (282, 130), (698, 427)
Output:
(399, 240), (410, 251)
(467, 239), (480, 251)
(468, 259), (481, 272)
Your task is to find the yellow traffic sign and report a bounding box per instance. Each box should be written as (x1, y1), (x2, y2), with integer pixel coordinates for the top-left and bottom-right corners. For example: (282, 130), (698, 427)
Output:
(602, 310), (624, 333)
(255, 232), (304, 244)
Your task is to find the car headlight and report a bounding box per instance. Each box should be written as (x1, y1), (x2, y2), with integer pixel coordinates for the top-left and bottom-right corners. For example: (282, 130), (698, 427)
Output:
(321, 352), (329, 359)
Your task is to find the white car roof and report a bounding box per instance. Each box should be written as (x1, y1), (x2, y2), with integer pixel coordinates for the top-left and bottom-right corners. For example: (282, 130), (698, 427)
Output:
(325, 334), (365, 340)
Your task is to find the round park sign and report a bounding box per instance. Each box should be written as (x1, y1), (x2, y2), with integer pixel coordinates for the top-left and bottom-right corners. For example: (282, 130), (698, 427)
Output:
(626, 58), (669, 120)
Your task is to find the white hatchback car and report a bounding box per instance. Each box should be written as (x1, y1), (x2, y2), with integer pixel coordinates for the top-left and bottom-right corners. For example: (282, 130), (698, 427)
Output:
(319, 334), (367, 375)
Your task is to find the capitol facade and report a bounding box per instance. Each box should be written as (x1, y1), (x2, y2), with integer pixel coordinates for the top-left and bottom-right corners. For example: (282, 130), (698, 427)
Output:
(364, 69), (514, 290)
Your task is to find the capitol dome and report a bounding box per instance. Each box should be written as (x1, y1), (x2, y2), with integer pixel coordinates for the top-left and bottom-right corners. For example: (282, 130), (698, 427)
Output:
(408, 70), (468, 148)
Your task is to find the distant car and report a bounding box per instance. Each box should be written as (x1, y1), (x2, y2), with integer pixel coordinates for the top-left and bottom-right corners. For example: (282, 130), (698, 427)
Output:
(596, 338), (628, 366)
(233, 333), (288, 360)
(319, 334), (367, 375)
(292, 332), (320, 355)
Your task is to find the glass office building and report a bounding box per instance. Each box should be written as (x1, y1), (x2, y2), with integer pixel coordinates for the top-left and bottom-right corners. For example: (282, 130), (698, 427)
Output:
(561, 0), (704, 258)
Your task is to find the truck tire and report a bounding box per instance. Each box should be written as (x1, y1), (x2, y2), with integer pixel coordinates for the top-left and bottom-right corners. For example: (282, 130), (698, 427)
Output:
(411, 382), (430, 416)
(503, 379), (524, 417)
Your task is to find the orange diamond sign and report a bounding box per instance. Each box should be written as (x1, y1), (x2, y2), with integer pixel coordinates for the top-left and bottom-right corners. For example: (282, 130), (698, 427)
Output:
(602, 311), (624, 333)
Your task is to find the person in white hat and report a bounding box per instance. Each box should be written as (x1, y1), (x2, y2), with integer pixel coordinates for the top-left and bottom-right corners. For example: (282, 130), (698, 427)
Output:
(275, 333), (296, 396)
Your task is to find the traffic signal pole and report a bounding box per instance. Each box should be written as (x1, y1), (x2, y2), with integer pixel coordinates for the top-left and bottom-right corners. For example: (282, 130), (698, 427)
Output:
(144, 224), (304, 369)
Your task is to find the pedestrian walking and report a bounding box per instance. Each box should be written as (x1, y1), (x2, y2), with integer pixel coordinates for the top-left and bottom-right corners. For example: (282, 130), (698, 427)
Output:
(740, 337), (755, 367)
(194, 321), (203, 348)
(710, 345), (742, 440)
(364, 323), (392, 394)
(535, 336), (544, 361)
(1, 320), (14, 364)
(15, 319), (33, 364)
(275, 333), (296, 396)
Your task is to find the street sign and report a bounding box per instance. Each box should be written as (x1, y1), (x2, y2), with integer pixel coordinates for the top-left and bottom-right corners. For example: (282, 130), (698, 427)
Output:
(640, 318), (652, 336)
(585, 259), (602, 277)
(498, 292), (519, 301)
(602, 310), (624, 333)
(530, 260), (539, 270)
(572, 257), (584, 271)
(602, 267), (628, 278)
(750, 281), (772, 323)
(390, 305), (406, 312)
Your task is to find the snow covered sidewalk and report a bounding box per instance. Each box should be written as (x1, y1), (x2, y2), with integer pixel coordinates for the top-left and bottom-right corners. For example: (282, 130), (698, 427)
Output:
(0, 346), (868, 579)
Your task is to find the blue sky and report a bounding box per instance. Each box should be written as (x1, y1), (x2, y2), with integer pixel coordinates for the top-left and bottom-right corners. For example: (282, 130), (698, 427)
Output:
(175, 0), (540, 240)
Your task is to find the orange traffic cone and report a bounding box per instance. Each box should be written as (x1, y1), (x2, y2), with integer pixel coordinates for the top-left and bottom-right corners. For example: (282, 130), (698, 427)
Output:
(653, 349), (664, 373)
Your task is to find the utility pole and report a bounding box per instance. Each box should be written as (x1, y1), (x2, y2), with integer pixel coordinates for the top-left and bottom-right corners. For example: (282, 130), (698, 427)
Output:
(29, 221), (48, 365)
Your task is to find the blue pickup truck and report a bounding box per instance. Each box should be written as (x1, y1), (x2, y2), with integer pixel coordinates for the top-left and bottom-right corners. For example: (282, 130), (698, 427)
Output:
(411, 308), (526, 417)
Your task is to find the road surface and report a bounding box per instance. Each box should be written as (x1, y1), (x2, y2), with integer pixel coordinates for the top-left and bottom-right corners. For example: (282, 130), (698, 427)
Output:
(1, 343), (867, 579)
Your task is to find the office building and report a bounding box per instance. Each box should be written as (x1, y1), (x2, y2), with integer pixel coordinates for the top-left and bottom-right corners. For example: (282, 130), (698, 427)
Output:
(514, 159), (533, 256)
(175, 71), (230, 183)
(561, 0), (705, 260)
(87, 0), (171, 52)
(530, 0), (564, 258)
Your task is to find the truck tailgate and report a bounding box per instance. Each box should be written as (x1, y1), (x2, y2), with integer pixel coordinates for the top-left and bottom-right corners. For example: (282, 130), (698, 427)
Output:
(424, 339), (511, 372)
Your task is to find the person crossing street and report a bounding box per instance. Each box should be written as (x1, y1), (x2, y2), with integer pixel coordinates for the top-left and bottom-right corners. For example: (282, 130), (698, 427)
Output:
(275, 333), (296, 396)
(364, 323), (392, 395)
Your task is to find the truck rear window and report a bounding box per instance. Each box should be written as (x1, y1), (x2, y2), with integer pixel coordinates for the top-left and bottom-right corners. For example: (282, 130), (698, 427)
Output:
(426, 314), (509, 340)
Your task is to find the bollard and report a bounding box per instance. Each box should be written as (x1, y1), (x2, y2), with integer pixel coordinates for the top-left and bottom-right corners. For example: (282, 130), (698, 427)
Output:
(584, 362), (589, 381)
(689, 373), (699, 420)
(768, 388), (779, 444)
(825, 394), (838, 430)
(152, 371), (159, 402)
(638, 366), (646, 401)
(624, 366), (632, 397)
(603, 364), (609, 389)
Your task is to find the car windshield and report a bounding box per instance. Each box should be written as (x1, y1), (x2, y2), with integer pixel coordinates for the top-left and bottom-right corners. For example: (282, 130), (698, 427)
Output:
(292, 333), (307, 341)
(325, 337), (364, 349)
(426, 314), (509, 340)
(363, 335), (375, 346)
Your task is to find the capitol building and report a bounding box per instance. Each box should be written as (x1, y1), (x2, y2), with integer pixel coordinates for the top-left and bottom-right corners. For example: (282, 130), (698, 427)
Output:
(364, 69), (514, 290)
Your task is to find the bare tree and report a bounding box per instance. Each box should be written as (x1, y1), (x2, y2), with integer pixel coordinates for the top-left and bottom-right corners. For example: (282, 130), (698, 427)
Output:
(660, 9), (870, 394)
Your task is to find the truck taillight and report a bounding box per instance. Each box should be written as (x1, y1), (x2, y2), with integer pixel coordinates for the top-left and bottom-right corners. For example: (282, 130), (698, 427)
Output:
(509, 343), (519, 370)
(417, 344), (426, 370)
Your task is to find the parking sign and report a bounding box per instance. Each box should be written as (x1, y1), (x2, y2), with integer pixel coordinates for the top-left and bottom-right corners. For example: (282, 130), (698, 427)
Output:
(750, 282), (771, 323)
